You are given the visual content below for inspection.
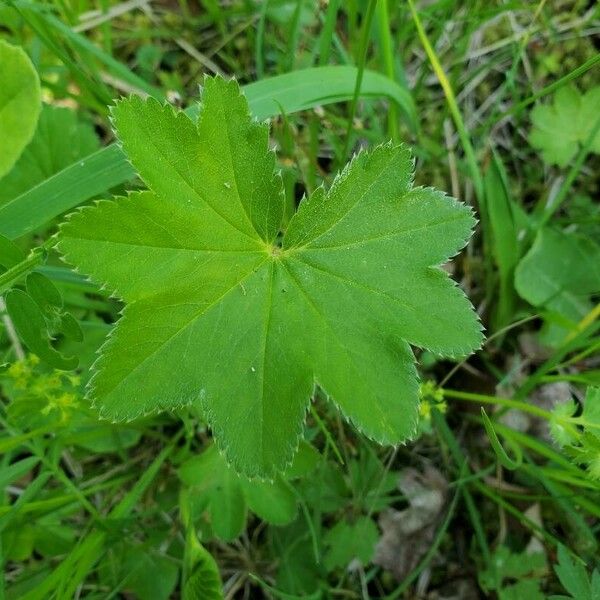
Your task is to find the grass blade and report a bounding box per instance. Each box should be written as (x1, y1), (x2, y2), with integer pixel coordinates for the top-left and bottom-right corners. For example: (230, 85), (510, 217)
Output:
(0, 66), (415, 240)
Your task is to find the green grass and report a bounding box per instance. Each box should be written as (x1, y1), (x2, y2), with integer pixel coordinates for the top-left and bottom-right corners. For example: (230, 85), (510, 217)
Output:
(1, 1), (599, 598)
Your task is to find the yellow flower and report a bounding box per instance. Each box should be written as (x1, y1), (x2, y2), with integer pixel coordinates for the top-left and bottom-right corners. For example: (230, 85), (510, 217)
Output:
(42, 392), (79, 421)
(28, 354), (40, 366)
(7, 361), (28, 381)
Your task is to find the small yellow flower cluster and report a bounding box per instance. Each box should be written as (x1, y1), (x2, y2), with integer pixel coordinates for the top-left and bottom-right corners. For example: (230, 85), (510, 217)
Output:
(41, 391), (79, 422)
(5, 354), (80, 422)
(418, 380), (447, 422)
(6, 354), (40, 389)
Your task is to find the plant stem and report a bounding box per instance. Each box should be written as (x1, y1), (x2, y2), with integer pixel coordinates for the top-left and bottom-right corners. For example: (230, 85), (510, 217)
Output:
(341, 0), (378, 161)
(443, 388), (580, 439)
(442, 388), (552, 420)
(376, 0), (399, 142)
(407, 0), (483, 201)
(0, 240), (54, 295)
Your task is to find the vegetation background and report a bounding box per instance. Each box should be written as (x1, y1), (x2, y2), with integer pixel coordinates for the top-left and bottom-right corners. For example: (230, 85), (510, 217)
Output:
(0, 0), (599, 598)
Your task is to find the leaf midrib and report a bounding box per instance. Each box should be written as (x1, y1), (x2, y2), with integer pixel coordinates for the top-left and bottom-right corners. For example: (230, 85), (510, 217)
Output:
(133, 113), (260, 244)
(63, 237), (259, 253)
(214, 96), (258, 239)
(297, 211), (469, 252)
(93, 258), (269, 399)
(283, 150), (404, 250)
(279, 259), (397, 438)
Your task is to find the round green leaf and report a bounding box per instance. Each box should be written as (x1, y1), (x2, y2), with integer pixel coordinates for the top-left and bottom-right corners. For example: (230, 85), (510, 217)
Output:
(0, 40), (41, 178)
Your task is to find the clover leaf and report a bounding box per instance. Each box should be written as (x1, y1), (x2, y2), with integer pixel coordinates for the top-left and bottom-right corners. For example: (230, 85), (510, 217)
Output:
(58, 76), (482, 477)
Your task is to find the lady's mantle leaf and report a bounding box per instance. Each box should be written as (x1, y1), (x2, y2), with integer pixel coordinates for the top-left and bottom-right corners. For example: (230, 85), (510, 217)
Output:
(58, 76), (483, 478)
(529, 84), (600, 167)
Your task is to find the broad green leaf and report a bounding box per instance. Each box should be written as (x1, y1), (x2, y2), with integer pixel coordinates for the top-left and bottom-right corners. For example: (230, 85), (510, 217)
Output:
(4, 289), (78, 370)
(3, 523), (36, 562)
(183, 531), (223, 600)
(550, 400), (578, 447)
(241, 477), (297, 525)
(479, 546), (546, 594)
(187, 65), (417, 131)
(178, 445), (246, 540)
(529, 84), (600, 166)
(500, 580), (545, 600)
(120, 547), (179, 600)
(26, 272), (63, 312)
(283, 440), (321, 479)
(582, 387), (600, 440)
(323, 517), (378, 571)
(0, 234), (25, 268)
(58, 75), (482, 477)
(0, 104), (99, 205)
(0, 40), (41, 178)
(62, 415), (141, 453)
(299, 460), (349, 513)
(210, 469), (246, 541)
(515, 228), (600, 327)
(553, 545), (593, 600)
(272, 520), (321, 596)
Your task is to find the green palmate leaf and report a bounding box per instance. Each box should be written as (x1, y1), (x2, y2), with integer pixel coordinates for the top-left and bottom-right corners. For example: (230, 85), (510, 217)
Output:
(550, 400), (578, 448)
(119, 547), (179, 600)
(0, 40), (41, 179)
(58, 76), (482, 477)
(529, 84), (600, 167)
(5, 289), (77, 370)
(552, 545), (596, 600)
(582, 387), (600, 440)
(323, 517), (378, 571)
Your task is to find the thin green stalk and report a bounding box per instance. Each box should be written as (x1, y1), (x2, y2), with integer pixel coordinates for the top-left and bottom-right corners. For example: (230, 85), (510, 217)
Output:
(490, 421), (581, 474)
(477, 484), (564, 547)
(444, 388), (581, 440)
(436, 413), (566, 549)
(0, 475), (134, 517)
(407, 0), (483, 201)
(318, 0), (341, 65)
(433, 411), (491, 564)
(443, 388), (552, 420)
(341, 0), (378, 161)
(255, 0), (270, 79)
(523, 459), (598, 551)
(310, 404), (344, 466)
(499, 53), (600, 121)
(516, 327), (599, 400)
(376, 0), (399, 142)
(22, 434), (181, 600)
(0, 239), (55, 295)
(285, 0), (303, 72)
